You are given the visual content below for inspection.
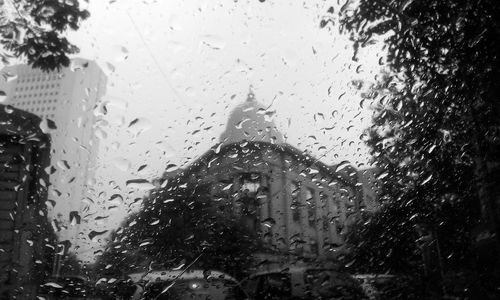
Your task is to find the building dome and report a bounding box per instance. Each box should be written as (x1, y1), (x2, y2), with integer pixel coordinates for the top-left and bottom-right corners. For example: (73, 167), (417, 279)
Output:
(220, 89), (284, 144)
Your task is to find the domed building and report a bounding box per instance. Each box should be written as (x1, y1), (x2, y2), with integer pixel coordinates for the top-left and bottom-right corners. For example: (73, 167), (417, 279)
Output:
(161, 90), (362, 262)
(219, 90), (284, 145)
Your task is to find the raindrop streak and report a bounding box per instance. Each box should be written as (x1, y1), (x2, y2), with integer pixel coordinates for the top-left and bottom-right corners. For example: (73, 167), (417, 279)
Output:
(335, 161), (351, 172)
(126, 179), (155, 191)
(261, 218), (276, 228)
(2, 72), (18, 82)
(4, 106), (14, 114)
(0, 91), (7, 103)
(43, 282), (63, 289)
(111, 157), (131, 172)
(89, 230), (108, 241)
(165, 164), (178, 172)
(70, 60), (89, 71)
(113, 45), (129, 62)
(39, 5), (56, 18)
(128, 117), (152, 136)
(421, 174), (433, 185)
(109, 194), (123, 205)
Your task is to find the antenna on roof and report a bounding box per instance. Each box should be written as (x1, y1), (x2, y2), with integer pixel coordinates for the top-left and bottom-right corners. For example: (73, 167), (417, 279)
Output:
(247, 85), (255, 102)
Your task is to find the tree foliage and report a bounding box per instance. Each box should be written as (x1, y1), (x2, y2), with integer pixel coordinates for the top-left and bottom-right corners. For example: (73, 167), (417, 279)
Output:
(0, 0), (89, 70)
(345, 191), (476, 272)
(345, 201), (421, 274)
(323, 0), (500, 280)
(94, 180), (264, 280)
(60, 252), (84, 276)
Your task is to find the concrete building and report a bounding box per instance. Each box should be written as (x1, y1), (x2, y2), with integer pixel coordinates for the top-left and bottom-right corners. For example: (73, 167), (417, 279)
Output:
(0, 59), (107, 246)
(159, 91), (362, 261)
(0, 105), (54, 299)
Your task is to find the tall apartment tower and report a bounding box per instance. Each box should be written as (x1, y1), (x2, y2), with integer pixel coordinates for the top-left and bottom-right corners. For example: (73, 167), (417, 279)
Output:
(0, 59), (107, 246)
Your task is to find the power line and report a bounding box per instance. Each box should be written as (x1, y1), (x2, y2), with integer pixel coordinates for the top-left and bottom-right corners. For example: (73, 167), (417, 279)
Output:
(126, 11), (189, 108)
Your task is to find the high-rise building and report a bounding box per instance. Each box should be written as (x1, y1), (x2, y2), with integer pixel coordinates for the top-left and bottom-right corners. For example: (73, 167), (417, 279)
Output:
(0, 59), (107, 245)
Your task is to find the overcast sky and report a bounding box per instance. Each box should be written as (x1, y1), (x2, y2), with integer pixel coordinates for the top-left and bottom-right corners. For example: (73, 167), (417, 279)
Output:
(71, 0), (385, 170)
(43, 0), (387, 261)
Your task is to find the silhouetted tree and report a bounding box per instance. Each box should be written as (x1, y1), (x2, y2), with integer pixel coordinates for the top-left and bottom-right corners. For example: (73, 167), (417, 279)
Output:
(322, 0), (500, 297)
(60, 252), (83, 276)
(1, 0), (89, 70)
(94, 180), (264, 280)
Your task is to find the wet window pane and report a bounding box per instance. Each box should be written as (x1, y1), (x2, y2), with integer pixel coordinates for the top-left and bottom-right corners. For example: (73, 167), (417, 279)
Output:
(1, 0), (499, 299)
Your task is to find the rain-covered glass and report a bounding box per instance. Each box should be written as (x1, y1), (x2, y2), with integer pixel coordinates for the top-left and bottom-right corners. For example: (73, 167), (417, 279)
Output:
(1, 0), (499, 299)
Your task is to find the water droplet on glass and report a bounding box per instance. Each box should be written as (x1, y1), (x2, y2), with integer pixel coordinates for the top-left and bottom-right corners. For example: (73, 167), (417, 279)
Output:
(139, 240), (153, 247)
(105, 62), (116, 73)
(94, 127), (108, 140)
(421, 174), (433, 185)
(128, 118), (152, 136)
(126, 179), (155, 191)
(70, 60), (89, 71)
(335, 161), (351, 172)
(113, 45), (129, 62)
(165, 164), (178, 173)
(2, 72), (18, 82)
(200, 35), (226, 50)
(56, 160), (71, 170)
(376, 172), (389, 180)
(43, 282), (63, 289)
(4, 105), (14, 114)
(109, 194), (123, 205)
(40, 5), (56, 18)
(38, 118), (57, 134)
(261, 218), (276, 228)
(111, 157), (131, 172)
(0, 91), (7, 103)
(89, 230), (108, 241)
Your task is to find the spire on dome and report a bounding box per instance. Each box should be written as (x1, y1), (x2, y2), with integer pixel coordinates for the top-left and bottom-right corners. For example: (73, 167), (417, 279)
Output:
(247, 85), (255, 102)
(219, 88), (284, 145)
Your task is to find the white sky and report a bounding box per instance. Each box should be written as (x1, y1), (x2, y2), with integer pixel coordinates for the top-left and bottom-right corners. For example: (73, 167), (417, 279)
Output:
(7, 0), (388, 262)
(72, 0), (384, 170)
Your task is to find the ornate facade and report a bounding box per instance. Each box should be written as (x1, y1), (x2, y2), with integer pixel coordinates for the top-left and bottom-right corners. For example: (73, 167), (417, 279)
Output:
(162, 92), (362, 260)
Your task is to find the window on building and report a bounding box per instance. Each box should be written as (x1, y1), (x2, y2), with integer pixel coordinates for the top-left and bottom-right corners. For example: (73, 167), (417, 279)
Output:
(322, 216), (329, 232)
(237, 173), (269, 232)
(240, 173), (261, 196)
(305, 187), (316, 227)
(335, 219), (344, 236)
(310, 240), (319, 256)
(211, 180), (231, 201)
(330, 196), (339, 218)
(291, 181), (301, 223)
